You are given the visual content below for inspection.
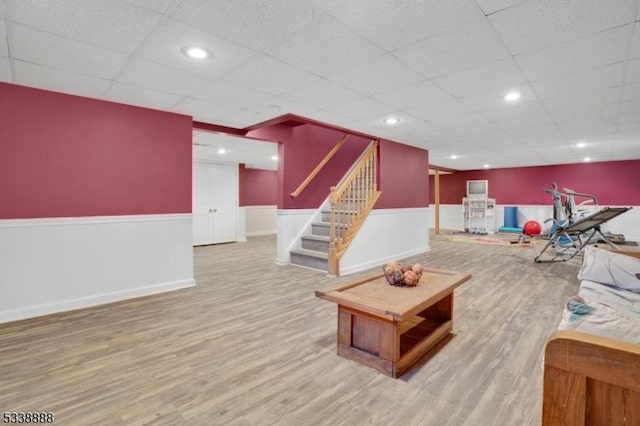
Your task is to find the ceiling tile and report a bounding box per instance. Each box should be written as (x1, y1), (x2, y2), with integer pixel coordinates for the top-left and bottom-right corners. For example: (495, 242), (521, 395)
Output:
(14, 60), (111, 98)
(10, 24), (129, 80)
(222, 54), (319, 95)
(611, 143), (640, 160)
(622, 82), (640, 101)
(8, 0), (163, 53)
(618, 111), (640, 125)
(620, 99), (640, 114)
(559, 126), (616, 143)
(433, 58), (526, 98)
(431, 111), (499, 132)
(323, 97), (395, 121)
(281, 79), (363, 109)
(393, 19), (509, 78)
(460, 84), (538, 114)
(102, 82), (183, 111)
(514, 25), (632, 81)
(267, 14), (385, 77)
(139, 19), (257, 78)
(408, 99), (472, 121)
(475, 0), (526, 15)
(488, 0), (636, 55)
(0, 20), (7, 57)
(171, 97), (221, 122)
(630, 21), (640, 59)
(124, 0), (174, 13)
(302, 109), (355, 127)
(491, 104), (555, 129)
(511, 130), (565, 144)
(549, 104), (619, 127)
(324, 0), (482, 51)
(542, 87), (621, 112)
(171, 0), (314, 51)
(331, 54), (424, 96)
(191, 79), (272, 109)
(530, 63), (624, 100)
(207, 109), (271, 128)
(243, 96), (318, 118)
(117, 58), (209, 96)
(0, 57), (12, 82)
(0, 1), (4, 16)
(372, 80), (454, 110)
(615, 122), (640, 137)
(627, 58), (640, 83)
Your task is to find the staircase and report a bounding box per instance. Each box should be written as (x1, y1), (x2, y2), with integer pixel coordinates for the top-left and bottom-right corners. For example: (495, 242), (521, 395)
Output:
(289, 210), (351, 272)
(289, 140), (380, 275)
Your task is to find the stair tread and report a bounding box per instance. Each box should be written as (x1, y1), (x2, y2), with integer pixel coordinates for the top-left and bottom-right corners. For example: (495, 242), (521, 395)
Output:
(313, 221), (348, 227)
(290, 248), (329, 259)
(301, 234), (330, 242)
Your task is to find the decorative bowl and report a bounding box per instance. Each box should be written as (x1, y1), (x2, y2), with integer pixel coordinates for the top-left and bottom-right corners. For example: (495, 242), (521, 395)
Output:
(382, 261), (423, 287)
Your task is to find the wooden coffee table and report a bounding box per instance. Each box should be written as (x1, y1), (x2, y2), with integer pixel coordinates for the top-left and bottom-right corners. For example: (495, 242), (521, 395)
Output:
(316, 268), (471, 377)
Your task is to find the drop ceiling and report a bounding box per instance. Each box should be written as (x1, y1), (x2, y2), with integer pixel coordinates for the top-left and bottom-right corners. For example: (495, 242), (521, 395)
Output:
(1, 0), (639, 170)
(193, 130), (278, 171)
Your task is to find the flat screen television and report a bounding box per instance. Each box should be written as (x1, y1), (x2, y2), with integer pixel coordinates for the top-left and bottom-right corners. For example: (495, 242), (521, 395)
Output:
(467, 180), (488, 198)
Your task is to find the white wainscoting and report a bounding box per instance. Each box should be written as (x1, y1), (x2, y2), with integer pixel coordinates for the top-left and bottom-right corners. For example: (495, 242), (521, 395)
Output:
(340, 208), (430, 275)
(0, 214), (195, 323)
(275, 209), (317, 265)
(245, 205), (277, 237)
(237, 207), (247, 242)
(431, 204), (640, 240)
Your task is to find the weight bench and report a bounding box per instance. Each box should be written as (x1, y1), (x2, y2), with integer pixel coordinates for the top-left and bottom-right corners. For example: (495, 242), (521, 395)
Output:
(534, 207), (632, 263)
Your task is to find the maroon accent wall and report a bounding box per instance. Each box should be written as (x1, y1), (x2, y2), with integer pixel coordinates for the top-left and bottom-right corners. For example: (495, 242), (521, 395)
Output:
(239, 164), (278, 206)
(0, 82), (192, 219)
(429, 160), (640, 205)
(248, 124), (371, 209)
(247, 123), (430, 209)
(376, 140), (429, 209)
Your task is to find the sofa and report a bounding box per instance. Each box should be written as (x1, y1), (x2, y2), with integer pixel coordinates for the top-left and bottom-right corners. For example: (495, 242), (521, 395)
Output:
(542, 246), (640, 426)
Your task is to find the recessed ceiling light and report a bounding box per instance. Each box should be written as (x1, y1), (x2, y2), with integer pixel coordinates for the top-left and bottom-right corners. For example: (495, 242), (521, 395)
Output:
(181, 46), (211, 60)
(576, 141), (587, 148)
(383, 117), (400, 125)
(217, 148), (226, 154)
(450, 154), (458, 160)
(584, 156), (591, 162)
(483, 164), (490, 169)
(504, 92), (520, 102)
(271, 155), (279, 161)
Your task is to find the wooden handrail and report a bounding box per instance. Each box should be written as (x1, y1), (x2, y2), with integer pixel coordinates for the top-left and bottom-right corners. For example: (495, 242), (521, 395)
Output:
(328, 139), (380, 276)
(331, 140), (379, 202)
(290, 133), (350, 199)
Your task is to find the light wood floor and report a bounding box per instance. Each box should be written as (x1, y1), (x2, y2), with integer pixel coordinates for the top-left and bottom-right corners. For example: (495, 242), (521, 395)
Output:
(0, 233), (581, 425)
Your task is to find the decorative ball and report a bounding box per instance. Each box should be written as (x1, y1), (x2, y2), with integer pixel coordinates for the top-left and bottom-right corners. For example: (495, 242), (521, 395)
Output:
(382, 261), (424, 286)
(523, 220), (542, 236)
(403, 270), (418, 286)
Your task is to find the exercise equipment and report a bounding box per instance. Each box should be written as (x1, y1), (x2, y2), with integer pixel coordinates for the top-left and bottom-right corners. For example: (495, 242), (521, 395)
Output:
(498, 206), (523, 234)
(534, 183), (632, 263)
(510, 220), (542, 244)
(523, 220), (542, 236)
(504, 206), (518, 228)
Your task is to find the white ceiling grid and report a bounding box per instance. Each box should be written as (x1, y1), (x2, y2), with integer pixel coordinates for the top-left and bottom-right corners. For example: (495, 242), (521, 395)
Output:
(0, 0), (639, 170)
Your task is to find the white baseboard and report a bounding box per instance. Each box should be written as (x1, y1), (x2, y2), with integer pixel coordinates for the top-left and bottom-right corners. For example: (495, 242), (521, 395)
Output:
(0, 279), (196, 324)
(246, 230), (277, 237)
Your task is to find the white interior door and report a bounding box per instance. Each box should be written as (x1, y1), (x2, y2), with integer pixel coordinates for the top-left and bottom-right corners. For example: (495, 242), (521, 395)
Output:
(193, 162), (238, 246)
